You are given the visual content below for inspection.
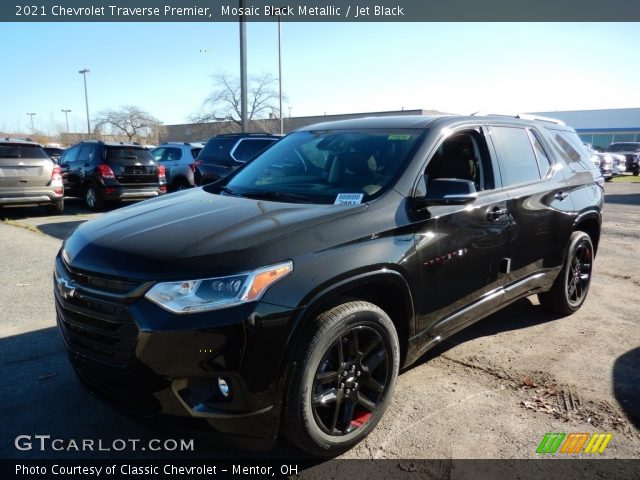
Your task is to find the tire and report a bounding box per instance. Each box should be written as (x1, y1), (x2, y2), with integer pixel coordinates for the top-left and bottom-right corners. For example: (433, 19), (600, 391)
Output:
(538, 231), (594, 315)
(283, 301), (400, 457)
(84, 184), (104, 211)
(47, 199), (64, 214)
(633, 166), (639, 176)
(604, 177), (613, 182)
(172, 178), (191, 191)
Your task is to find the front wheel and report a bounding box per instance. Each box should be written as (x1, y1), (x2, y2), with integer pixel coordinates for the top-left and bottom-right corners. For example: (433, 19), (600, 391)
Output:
(538, 231), (594, 315)
(283, 301), (399, 457)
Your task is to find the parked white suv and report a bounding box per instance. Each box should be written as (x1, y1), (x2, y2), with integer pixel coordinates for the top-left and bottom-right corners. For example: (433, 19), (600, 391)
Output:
(151, 142), (205, 191)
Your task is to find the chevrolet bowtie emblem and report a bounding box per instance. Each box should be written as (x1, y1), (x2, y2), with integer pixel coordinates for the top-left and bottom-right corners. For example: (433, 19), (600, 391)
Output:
(56, 273), (77, 299)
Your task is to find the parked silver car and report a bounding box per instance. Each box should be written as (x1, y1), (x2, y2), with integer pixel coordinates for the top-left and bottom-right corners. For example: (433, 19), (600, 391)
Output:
(151, 142), (204, 191)
(0, 138), (64, 213)
(583, 143), (626, 181)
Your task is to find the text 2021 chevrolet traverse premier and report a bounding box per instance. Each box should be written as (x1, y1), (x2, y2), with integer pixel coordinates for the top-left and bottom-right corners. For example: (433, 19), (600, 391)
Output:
(54, 114), (602, 456)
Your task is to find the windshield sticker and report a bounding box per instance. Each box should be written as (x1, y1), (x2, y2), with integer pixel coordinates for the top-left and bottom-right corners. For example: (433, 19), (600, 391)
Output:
(387, 134), (412, 141)
(334, 193), (364, 205)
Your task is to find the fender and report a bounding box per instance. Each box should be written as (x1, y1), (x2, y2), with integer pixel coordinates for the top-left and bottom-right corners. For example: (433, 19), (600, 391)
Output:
(274, 267), (416, 397)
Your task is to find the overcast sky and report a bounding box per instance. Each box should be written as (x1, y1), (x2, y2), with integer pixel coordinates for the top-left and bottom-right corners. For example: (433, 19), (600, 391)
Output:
(1, 22), (639, 134)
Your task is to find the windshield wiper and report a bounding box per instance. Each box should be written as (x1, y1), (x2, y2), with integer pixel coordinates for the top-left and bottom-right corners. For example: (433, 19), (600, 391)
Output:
(219, 186), (240, 196)
(241, 190), (314, 203)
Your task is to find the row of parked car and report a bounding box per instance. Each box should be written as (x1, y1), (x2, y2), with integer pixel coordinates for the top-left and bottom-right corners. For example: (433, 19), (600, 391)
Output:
(583, 142), (640, 180)
(0, 133), (280, 214)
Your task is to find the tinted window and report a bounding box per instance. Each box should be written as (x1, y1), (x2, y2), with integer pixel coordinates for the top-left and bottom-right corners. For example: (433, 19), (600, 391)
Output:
(105, 147), (154, 162)
(232, 139), (276, 162)
(166, 148), (182, 161)
(0, 144), (49, 159)
(490, 126), (541, 186)
(547, 129), (594, 172)
(191, 148), (202, 159)
(77, 144), (95, 163)
(151, 147), (165, 161)
(198, 138), (236, 164)
(528, 130), (552, 175)
(60, 145), (80, 164)
(224, 129), (424, 204)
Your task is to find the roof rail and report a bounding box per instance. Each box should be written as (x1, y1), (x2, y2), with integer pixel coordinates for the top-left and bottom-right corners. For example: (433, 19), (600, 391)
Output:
(470, 111), (565, 126)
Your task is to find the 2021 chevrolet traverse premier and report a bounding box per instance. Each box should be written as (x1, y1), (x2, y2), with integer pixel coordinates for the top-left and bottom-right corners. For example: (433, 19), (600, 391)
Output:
(55, 114), (602, 456)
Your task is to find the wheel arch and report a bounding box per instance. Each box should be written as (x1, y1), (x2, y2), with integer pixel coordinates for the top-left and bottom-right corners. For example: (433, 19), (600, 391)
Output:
(573, 210), (601, 254)
(276, 268), (415, 395)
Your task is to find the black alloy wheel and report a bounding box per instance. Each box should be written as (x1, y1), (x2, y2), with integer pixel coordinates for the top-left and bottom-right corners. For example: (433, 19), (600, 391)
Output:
(539, 231), (594, 315)
(311, 326), (389, 436)
(284, 301), (399, 457)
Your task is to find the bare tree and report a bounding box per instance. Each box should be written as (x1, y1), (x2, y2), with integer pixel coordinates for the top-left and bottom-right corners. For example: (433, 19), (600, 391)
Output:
(193, 72), (283, 128)
(93, 106), (163, 142)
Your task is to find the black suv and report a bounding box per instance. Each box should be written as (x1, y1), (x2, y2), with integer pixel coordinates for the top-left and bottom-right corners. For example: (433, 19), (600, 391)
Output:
(58, 141), (166, 210)
(194, 133), (279, 185)
(55, 115), (602, 457)
(605, 142), (640, 175)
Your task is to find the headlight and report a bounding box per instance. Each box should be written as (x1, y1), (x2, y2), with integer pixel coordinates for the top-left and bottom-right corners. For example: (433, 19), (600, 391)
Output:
(145, 261), (293, 314)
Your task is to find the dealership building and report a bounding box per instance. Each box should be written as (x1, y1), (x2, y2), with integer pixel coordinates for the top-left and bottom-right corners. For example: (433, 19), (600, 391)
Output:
(531, 108), (640, 149)
(162, 107), (640, 150)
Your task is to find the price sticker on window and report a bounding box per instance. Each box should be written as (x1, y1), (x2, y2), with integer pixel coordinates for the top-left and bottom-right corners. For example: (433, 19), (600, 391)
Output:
(334, 193), (364, 205)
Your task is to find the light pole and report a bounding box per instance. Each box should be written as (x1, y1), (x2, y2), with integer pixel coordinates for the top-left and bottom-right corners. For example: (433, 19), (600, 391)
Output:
(61, 109), (71, 145)
(78, 69), (91, 137)
(26, 113), (36, 135)
(277, 16), (283, 134)
(239, 1), (248, 133)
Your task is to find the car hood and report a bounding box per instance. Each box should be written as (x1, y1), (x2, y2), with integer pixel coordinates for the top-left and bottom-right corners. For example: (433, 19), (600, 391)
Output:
(63, 188), (367, 280)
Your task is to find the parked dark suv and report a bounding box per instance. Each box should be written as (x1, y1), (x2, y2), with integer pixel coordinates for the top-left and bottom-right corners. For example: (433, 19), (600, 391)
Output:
(58, 141), (166, 210)
(55, 115), (602, 457)
(194, 133), (279, 185)
(605, 142), (640, 175)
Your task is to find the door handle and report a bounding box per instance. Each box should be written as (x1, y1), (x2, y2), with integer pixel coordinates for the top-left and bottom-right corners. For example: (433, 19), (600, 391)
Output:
(554, 191), (569, 201)
(487, 207), (508, 221)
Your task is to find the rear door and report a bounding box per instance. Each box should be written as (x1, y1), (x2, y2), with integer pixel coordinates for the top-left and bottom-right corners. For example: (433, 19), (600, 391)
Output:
(487, 125), (574, 299)
(0, 143), (53, 190)
(59, 144), (81, 195)
(106, 147), (158, 185)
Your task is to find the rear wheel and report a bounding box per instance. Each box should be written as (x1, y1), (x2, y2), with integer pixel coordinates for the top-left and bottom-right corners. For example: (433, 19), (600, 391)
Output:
(47, 199), (64, 214)
(84, 184), (104, 211)
(172, 178), (190, 191)
(284, 301), (399, 457)
(539, 231), (594, 315)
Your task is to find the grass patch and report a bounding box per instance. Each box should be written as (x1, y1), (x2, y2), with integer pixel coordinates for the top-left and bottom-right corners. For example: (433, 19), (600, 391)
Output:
(1, 218), (41, 234)
(611, 175), (640, 183)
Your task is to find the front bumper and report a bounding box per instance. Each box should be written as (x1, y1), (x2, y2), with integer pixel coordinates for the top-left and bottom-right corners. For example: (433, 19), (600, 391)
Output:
(53, 255), (299, 448)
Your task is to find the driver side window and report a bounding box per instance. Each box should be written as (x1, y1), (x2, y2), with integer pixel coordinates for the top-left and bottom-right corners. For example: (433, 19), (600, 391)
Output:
(425, 129), (495, 191)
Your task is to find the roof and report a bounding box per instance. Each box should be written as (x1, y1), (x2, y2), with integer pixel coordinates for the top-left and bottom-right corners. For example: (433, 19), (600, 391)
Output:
(298, 115), (448, 131)
(0, 137), (40, 145)
(297, 113), (570, 132)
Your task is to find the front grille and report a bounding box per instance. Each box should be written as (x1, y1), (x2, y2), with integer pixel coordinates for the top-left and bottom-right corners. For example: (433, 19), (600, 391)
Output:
(57, 256), (143, 295)
(54, 257), (142, 369)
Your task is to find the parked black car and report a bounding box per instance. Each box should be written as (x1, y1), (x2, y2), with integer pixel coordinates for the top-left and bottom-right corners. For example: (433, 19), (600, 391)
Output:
(194, 133), (279, 185)
(58, 141), (166, 210)
(605, 142), (640, 175)
(55, 115), (602, 457)
(43, 146), (66, 163)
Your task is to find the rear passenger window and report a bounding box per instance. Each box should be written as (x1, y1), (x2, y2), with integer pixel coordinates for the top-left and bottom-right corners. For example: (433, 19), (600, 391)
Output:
(548, 129), (594, 172)
(528, 130), (552, 175)
(490, 126), (541, 186)
(166, 148), (182, 161)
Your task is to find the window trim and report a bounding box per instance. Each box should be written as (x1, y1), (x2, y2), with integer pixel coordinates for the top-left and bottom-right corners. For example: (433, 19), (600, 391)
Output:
(229, 137), (277, 163)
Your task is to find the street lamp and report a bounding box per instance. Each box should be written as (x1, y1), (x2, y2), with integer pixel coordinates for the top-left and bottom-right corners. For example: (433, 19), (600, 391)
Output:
(26, 113), (36, 135)
(239, 1), (248, 133)
(268, 13), (284, 134)
(61, 109), (71, 145)
(78, 69), (91, 137)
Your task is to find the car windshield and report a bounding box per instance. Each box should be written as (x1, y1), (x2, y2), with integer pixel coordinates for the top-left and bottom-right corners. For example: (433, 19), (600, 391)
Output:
(0, 144), (49, 159)
(607, 143), (640, 152)
(218, 129), (425, 204)
(105, 147), (154, 161)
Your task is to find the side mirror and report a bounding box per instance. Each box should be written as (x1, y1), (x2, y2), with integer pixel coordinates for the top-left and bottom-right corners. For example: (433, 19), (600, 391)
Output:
(415, 178), (477, 208)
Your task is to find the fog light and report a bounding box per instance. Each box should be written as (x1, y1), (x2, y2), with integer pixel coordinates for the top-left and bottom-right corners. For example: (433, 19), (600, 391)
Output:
(217, 377), (230, 398)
